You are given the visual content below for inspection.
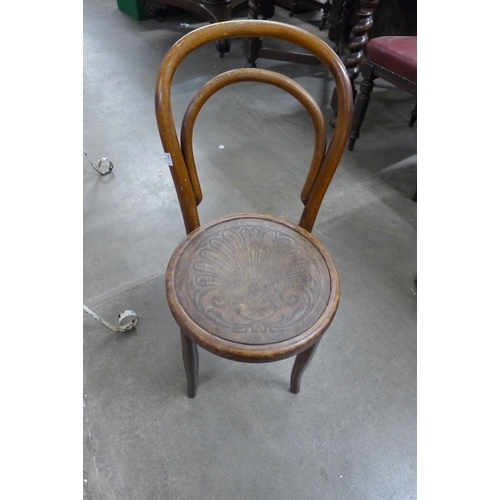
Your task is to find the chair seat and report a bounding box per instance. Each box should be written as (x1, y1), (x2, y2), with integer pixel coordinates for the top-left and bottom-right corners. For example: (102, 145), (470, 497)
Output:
(367, 36), (417, 85)
(166, 213), (340, 363)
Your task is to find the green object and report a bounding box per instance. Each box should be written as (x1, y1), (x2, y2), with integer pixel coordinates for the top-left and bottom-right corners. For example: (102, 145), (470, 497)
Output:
(116, 0), (153, 20)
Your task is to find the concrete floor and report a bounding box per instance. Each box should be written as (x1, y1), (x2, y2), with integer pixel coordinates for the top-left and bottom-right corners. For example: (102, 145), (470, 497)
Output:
(83, 0), (417, 498)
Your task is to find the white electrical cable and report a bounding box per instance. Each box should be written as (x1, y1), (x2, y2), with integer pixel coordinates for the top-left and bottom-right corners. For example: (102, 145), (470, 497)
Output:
(83, 148), (137, 332)
(83, 149), (114, 175)
(83, 305), (139, 333)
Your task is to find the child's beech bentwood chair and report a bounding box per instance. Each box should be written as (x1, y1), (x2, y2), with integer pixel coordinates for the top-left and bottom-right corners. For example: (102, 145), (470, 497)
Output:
(155, 20), (353, 397)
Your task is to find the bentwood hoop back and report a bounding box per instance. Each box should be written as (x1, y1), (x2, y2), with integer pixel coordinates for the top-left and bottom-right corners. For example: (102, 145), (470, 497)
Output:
(155, 20), (353, 397)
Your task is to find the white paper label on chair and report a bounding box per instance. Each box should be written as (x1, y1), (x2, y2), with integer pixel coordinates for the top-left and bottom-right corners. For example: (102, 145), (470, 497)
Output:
(165, 152), (173, 166)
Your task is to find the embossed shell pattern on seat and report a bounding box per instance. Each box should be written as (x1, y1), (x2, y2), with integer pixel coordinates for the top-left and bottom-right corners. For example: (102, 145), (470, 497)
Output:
(174, 218), (332, 345)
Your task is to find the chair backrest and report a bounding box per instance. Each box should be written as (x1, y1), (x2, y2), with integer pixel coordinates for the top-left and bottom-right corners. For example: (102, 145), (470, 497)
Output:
(155, 20), (353, 234)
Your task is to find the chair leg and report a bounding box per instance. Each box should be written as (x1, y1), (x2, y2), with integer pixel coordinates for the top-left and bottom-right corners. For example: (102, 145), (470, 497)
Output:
(290, 341), (320, 394)
(329, 80), (357, 127)
(409, 102), (417, 127)
(348, 75), (374, 150)
(243, 37), (261, 68)
(320, 0), (332, 31)
(180, 330), (199, 398)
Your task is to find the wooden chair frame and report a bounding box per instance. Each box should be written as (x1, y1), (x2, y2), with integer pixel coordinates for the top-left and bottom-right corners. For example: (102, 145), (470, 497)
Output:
(155, 20), (353, 397)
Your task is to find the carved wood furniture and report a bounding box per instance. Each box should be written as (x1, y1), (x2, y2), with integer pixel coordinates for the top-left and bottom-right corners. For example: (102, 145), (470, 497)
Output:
(244, 0), (325, 68)
(145, 0), (248, 55)
(155, 20), (353, 397)
(327, 0), (416, 81)
(328, 0), (416, 124)
(328, 0), (379, 120)
(348, 35), (416, 150)
(341, 0), (379, 95)
(245, 0), (380, 92)
(289, 0), (332, 30)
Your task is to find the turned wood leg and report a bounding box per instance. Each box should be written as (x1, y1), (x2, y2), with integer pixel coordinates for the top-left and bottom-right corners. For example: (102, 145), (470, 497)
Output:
(319, 0), (332, 31)
(244, 0), (262, 68)
(215, 39), (231, 58)
(180, 330), (199, 398)
(290, 341), (320, 394)
(348, 74), (375, 150)
(244, 0), (274, 67)
(330, 82), (356, 126)
(244, 37), (261, 68)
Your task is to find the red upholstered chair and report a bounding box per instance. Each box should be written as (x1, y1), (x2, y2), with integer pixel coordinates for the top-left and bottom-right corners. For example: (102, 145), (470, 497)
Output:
(348, 36), (417, 151)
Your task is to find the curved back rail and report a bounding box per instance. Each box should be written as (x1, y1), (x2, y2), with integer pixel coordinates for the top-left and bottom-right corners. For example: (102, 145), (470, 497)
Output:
(155, 20), (353, 234)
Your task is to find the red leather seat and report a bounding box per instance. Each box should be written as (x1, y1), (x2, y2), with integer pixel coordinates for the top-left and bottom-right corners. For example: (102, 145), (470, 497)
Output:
(367, 36), (417, 86)
(348, 36), (417, 151)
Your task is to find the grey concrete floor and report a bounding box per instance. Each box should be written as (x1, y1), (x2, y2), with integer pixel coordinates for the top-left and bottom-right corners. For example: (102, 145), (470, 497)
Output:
(83, 1), (417, 498)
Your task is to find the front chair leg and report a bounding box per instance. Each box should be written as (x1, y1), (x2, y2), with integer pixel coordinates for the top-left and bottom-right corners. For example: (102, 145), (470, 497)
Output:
(180, 330), (199, 398)
(290, 341), (320, 394)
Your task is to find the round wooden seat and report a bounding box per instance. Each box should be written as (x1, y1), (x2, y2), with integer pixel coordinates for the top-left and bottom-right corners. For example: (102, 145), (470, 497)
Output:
(167, 214), (340, 364)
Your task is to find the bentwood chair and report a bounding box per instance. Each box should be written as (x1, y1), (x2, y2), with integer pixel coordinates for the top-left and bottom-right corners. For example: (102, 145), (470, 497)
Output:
(348, 35), (417, 150)
(155, 20), (353, 398)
